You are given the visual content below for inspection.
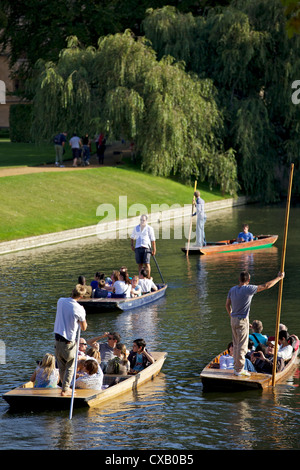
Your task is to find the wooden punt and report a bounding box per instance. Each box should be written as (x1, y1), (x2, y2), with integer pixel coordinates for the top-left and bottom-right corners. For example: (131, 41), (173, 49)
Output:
(181, 234), (278, 255)
(78, 284), (167, 313)
(2, 352), (167, 411)
(200, 349), (299, 392)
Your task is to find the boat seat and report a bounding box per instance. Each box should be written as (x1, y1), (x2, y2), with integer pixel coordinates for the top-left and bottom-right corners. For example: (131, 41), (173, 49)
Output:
(103, 374), (129, 387)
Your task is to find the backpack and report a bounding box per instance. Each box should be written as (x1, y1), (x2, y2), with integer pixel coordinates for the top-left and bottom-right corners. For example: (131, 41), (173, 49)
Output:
(53, 134), (61, 144)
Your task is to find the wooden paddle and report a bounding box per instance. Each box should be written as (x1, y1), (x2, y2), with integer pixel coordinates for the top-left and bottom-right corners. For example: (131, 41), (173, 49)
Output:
(271, 163), (294, 386)
(69, 325), (81, 419)
(186, 180), (197, 257)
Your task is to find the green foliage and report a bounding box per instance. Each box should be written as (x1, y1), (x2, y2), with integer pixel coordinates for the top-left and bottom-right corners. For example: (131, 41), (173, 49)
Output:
(143, 2), (300, 201)
(9, 104), (33, 143)
(31, 31), (238, 195)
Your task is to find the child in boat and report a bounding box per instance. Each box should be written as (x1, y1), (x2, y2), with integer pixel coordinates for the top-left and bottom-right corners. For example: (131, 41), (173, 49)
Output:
(219, 342), (234, 369)
(131, 275), (142, 297)
(138, 268), (158, 294)
(249, 320), (268, 348)
(75, 359), (104, 390)
(106, 343), (130, 375)
(128, 338), (154, 374)
(90, 271), (105, 290)
(93, 279), (108, 298)
(30, 353), (59, 388)
(78, 275), (92, 298)
(105, 270), (120, 291)
(220, 342), (256, 372)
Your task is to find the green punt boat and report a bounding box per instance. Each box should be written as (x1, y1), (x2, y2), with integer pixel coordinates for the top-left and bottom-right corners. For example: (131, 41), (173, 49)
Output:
(182, 234), (278, 255)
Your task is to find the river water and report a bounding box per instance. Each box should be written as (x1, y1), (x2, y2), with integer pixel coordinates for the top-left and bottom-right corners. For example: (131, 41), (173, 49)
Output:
(0, 203), (299, 452)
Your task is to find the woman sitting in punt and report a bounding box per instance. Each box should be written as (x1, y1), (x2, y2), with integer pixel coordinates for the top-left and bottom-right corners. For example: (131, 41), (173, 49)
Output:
(112, 270), (131, 298)
(30, 353), (59, 388)
(106, 343), (130, 375)
(75, 359), (104, 390)
(138, 268), (158, 294)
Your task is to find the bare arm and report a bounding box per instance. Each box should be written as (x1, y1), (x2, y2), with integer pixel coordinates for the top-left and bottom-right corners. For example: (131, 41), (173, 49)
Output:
(142, 349), (155, 364)
(225, 298), (232, 317)
(256, 272), (285, 293)
(30, 370), (37, 383)
(130, 237), (135, 251)
(79, 319), (87, 331)
(87, 332), (108, 346)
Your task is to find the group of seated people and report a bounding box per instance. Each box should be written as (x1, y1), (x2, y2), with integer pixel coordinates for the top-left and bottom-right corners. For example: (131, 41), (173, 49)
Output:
(78, 266), (158, 300)
(30, 334), (154, 391)
(219, 320), (299, 374)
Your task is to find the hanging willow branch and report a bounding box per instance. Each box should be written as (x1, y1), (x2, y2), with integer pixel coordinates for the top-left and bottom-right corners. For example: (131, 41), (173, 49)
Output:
(31, 30), (238, 194)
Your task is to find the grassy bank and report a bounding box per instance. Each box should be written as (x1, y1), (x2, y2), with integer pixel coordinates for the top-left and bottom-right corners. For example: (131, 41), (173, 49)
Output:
(0, 166), (229, 242)
(0, 140), (62, 168)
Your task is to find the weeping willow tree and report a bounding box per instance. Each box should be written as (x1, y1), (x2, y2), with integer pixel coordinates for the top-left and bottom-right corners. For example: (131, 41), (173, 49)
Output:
(31, 31), (238, 194)
(143, 1), (300, 201)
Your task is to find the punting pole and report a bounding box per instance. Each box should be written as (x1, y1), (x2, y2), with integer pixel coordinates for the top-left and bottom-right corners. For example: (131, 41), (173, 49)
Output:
(271, 163), (294, 387)
(148, 243), (165, 284)
(186, 181), (197, 257)
(69, 324), (81, 419)
(152, 252), (165, 284)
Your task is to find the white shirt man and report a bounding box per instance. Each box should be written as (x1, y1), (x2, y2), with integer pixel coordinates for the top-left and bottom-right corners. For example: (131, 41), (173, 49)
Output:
(54, 285), (87, 396)
(130, 214), (156, 275)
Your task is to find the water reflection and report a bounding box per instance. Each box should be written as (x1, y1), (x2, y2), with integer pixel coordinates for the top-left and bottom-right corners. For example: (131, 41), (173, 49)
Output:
(1, 204), (300, 450)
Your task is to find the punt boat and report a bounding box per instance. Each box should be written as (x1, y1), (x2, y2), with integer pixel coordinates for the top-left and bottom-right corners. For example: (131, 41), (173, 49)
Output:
(78, 284), (167, 313)
(181, 234), (278, 255)
(2, 352), (167, 410)
(200, 348), (299, 392)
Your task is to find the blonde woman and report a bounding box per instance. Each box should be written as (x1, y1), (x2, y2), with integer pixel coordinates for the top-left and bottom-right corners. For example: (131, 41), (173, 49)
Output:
(106, 343), (130, 375)
(30, 353), (59, 388)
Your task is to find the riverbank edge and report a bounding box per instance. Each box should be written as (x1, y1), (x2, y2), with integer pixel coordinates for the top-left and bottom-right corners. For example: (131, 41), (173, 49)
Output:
(0, 196), (248, 255)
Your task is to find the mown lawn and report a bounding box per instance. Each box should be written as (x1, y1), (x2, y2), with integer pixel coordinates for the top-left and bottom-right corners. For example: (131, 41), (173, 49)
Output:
(0, 140), (230, 242)
(0, 139), (63, 167)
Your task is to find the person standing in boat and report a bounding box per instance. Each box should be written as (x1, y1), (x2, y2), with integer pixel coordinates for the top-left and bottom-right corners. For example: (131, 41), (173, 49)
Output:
(225, 270), (284, 377)
(54, 284), (88, 396)
(237, 224), (254, 243)
(192, 191), (206, 247)
(130, 214), (156, 276)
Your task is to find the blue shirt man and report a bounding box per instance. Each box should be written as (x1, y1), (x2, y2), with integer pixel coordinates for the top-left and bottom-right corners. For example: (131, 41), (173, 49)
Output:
(237, 224), (254, 243)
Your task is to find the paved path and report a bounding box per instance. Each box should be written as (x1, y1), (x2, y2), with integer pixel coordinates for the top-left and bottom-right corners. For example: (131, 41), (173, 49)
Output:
(0, 143), (132, 177)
